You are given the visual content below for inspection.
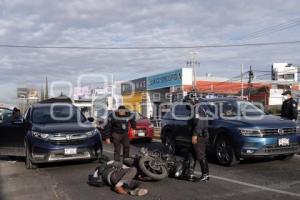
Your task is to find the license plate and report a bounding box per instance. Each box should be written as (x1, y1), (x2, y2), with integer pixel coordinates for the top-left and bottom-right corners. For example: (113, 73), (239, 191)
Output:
(278, 138), (290, 146)
(137, 131), (145, 137)
(64, 148), (77, 155)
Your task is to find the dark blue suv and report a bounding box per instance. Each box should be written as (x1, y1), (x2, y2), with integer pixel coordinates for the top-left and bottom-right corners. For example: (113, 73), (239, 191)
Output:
(161, 98), (300, 166)
(23, 103), (102, 169)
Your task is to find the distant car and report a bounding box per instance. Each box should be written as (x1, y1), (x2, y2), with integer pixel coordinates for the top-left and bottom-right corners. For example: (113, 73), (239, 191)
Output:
(128, 112), (154, 142)
(97, 111), (154, 142)
(161, 98), (300, 166)
(23, 103), (102, 169)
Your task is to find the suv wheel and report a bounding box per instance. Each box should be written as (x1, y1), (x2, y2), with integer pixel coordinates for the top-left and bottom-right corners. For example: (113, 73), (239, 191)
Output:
(215, 135), (239, 166)
(25, 143), (37, 169)
(162, 130), (176, 154)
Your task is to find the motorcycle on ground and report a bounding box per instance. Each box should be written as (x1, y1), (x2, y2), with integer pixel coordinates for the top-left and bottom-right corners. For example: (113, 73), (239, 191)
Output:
(126, 147), (189, 181)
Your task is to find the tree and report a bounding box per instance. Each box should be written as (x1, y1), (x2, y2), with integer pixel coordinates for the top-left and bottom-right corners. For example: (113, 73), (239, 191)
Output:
(40, 86), (45, 101)
(45, 77), (49, 100)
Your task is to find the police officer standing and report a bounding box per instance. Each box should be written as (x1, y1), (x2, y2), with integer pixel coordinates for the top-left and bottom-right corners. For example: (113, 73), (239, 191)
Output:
(103, 106), (136, 162)
(191, 105), (210, 182)
(281, 90), (298, 121)
(182, 90), (209, 182)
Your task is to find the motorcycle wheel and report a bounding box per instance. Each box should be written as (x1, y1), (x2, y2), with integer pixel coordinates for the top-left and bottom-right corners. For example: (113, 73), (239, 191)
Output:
(138, 156), (168, 181)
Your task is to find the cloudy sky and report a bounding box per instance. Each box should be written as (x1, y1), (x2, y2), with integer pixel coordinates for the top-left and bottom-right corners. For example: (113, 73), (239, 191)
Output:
(0, 0), (300, 104)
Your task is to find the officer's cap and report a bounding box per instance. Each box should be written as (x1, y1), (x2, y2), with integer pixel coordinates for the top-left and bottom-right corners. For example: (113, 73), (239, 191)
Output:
(282, 90), (292, 96)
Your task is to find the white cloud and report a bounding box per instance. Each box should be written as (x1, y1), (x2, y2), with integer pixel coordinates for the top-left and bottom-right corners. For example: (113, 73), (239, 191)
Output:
(0, 0), (300, 103)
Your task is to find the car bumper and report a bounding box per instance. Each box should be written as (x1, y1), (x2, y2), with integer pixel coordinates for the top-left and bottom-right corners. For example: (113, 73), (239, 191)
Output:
(240, 134), (300, 157)
(27, 136), (102, 163)
(129, 128), (154, 140)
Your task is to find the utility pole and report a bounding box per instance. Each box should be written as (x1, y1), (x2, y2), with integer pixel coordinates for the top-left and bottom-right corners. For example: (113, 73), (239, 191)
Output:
(191, 52), (196, 90)
(187, 52), (200, 97)
(248, 65), (254, 100)
(40, 86), (44, 101)
(241, 64), (244, 99)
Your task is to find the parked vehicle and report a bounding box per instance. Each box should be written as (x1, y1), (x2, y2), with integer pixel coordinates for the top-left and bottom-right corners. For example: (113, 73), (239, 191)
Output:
(4, 102), (103, 169)
(161, 98), (300, 166)
(128, 112), (154, 142)
(97, 111), (154, 142)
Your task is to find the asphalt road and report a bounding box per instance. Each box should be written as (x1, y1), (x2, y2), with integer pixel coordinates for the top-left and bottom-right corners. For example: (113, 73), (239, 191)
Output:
(1, 140), (300, 200)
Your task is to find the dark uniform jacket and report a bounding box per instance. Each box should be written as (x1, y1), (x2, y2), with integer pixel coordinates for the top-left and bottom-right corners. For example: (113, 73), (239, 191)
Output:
(281, 98), (298, 120)
(192, 107), (209, 137)
(102, 111), (136, 139)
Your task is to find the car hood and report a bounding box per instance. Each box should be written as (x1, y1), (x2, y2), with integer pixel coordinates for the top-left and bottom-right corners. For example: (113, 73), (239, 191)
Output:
(32, 122), (94, 134)
(225, 115), (297, 129)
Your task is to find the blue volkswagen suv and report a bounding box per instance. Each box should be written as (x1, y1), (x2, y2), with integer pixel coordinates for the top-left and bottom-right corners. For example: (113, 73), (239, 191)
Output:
(161, 98), (300, 166)
(23, 103), (102, 169)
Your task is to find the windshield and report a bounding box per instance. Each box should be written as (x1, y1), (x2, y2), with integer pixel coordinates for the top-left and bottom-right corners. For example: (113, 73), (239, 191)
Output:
(219, 101), (264, 117)
(32, 105), (86, 124)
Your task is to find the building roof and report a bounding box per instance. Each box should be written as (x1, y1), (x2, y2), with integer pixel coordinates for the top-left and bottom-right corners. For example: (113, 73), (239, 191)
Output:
(189, 80), (269, 95)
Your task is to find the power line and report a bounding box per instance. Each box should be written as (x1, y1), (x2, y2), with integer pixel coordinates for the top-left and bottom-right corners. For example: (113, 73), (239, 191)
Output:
(246, 23), (300, 41)
(0, 40), (299, 50)
(242, 18), (300, 41)
(246, 22), (300, 40)
(246, 19), (300, 37)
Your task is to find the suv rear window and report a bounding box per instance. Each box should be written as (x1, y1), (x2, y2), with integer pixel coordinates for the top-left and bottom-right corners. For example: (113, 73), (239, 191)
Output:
(174, 105), (191, 117)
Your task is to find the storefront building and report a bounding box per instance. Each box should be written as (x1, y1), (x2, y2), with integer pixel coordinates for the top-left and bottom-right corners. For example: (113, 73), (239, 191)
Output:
(146, 68), (193, 119)
(120, 68), (193, 119)
(121, 77), (147, 116)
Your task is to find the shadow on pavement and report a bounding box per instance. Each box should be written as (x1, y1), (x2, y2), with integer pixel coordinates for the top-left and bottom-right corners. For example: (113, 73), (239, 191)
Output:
(130, 141), (167, 153)
(130, 141), (285, 166)
(240, 157), (278, 165)
(0, 155), (25, 162)
(37, 159), (97, 169)
(0, 154), (97, 170)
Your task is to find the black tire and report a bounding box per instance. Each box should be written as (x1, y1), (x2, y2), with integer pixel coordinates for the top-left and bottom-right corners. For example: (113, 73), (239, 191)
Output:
(275, 154), (295, 161)
(138, 156), (168, 180)
(214, 135), (239, 167)
(25, 144), (37, 169)
(162, 130), (176, 154)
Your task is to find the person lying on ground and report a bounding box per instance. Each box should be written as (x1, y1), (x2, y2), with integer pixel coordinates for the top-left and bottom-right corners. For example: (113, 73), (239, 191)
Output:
(88, 160), (148, 196)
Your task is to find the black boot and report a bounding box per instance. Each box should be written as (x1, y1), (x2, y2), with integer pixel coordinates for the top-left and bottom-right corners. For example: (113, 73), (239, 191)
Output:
(199, 174), (210, 182)
(181, 160), (196, 181)
(199, 159), (209, 182)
